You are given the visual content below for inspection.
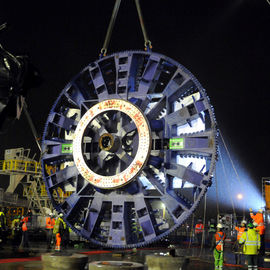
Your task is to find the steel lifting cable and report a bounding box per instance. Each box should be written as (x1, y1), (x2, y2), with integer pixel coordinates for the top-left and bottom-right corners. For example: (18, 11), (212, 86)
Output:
(100, 0), (122, 58)
(134, 0), (152, 51)
(219, 130), (243, 187)
(100, 0), (152, 58)
(215, 167), (220, 222)
(199, 193), (207, 257)
(219, 130), (246, 217)
(219, 145), (237, 220)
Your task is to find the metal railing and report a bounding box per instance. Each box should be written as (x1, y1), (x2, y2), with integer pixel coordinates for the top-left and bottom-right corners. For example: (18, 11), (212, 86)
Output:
(0, 159), (41, 175)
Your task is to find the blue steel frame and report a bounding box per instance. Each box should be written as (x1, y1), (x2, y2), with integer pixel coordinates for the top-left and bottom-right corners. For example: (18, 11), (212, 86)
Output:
(41, 50), (218, 248)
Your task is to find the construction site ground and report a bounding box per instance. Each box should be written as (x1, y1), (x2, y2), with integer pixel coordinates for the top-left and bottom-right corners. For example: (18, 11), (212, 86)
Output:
(1, 242), (270, 270)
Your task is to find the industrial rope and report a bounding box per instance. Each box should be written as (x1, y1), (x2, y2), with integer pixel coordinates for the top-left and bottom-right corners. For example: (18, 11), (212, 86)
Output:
(199, 193), (207, 257)
(100, 0), (152, 57)
(100, 0), (122, 58)
(219, 130), (243, 186)
(214, 167), (220, 222)
(219, 145), (237, 220)
(188, 213), (194, 249)
(134, 0), (152, 51)
(219, 130), (245, 217)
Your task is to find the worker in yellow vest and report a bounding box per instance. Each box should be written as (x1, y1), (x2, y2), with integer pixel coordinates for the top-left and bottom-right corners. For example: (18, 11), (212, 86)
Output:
(54, 213), (65, 252)
(0, 207), (6, 249)
(11, 215), (21, 251)
(46, 213), (55, 251)
(239, 222), (260, 270)
(249, 208), (265, 255)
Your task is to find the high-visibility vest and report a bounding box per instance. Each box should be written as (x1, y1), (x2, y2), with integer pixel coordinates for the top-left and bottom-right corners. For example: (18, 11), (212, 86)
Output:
(235, 226), (246, 240)
(215, 231), (226, 251)
(46, 217), (55, 229)
(250, 212), (265, 235)
(195, 223), (204, 233)
(11, 218), (20, 236)
(0, 212), (5, 228)
(239, 229), (261, 255)
(22, 217), (28, 232)
(53, 218), (65, 235)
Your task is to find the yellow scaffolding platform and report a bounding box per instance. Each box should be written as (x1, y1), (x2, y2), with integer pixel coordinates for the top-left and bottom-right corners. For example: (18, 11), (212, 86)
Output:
(0, 159), (41, 176)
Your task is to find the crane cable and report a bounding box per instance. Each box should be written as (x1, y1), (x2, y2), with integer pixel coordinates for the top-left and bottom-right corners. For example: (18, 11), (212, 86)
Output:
(100, 0), (122, 58)
(134, 0), (152, 51)
(199, 193), (207, 257)
(218, 144), (237, 220)
(100, 0), (152, 58)
(215, 167), (220, 222)
(219, 130), (246, 218)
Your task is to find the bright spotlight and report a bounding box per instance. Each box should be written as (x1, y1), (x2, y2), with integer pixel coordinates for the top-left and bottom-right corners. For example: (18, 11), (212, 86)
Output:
(237, 193), (243, 200)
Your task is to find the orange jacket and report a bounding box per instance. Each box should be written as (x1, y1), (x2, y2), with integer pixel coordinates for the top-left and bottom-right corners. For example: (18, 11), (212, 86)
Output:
(215, 231), (226, 251)
(235, 226), (246, 240)
(195, 223), (204, 234)
(250, 212), (265, 235)
(46, 217), (55, 229)
(22, 217), (28, 232)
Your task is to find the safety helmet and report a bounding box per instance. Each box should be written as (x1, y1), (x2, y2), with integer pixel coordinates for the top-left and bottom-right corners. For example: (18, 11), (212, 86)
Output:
(217, 223), (223, 229)
(258, 209), (263, 213)
(253, 222), (258, 227)
(247, 223), (254, 228)
(59, 213), (63, 218)
(241, 220), (247, 225)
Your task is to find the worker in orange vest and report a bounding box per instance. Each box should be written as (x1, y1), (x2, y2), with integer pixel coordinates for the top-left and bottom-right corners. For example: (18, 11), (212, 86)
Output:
(250, 208), (265, 255)
(53, 213), (65, 252)
(211, 223), (226, 270)
(46, 213), (55, 251)
(21, 215), (29, 249)
(235, 220), (247, 241)
(234, 220), (247, 264)
(195, 219), (204, 246)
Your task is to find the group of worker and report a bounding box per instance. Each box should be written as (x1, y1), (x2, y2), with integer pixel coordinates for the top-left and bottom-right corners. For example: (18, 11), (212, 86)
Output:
(210, 208), (264, 270)
(0, 207), (32, 251)
(46, 212), (69, 252)
(0, 207), (68, 252)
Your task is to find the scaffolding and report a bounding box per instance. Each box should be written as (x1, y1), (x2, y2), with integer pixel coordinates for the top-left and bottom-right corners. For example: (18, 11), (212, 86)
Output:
(0, 148), (50, 215)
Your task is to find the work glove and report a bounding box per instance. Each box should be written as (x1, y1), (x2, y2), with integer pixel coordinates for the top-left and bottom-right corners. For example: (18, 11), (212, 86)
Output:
(249, 208), (253, 212)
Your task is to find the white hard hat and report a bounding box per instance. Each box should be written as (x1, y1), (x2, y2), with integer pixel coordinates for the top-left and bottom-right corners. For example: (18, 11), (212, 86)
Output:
(59, 213), (63, 217)
(241, 220), (247, 224)
(258, 209), (263, 213)
(253, 222), (258, 227)
(217, 223), (223, 229)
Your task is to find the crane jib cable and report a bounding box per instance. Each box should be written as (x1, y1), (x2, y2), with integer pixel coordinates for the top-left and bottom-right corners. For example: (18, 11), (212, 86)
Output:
(219, 144), (237, 220)
(100, 0), (122, 58)
(134, 0), (152, 51)
(100, 0), (152, 58)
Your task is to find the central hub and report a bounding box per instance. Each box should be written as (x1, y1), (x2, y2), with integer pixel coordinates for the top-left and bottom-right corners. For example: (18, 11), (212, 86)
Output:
(73, 99), (151, 189)
(99, 133), (119, 152)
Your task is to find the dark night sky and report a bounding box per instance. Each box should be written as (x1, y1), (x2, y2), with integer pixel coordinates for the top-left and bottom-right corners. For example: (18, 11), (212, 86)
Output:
(0, 0), (270, 189)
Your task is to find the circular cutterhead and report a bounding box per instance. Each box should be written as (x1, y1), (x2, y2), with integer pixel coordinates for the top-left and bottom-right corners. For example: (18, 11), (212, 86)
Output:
(41, 50), (217, 248)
